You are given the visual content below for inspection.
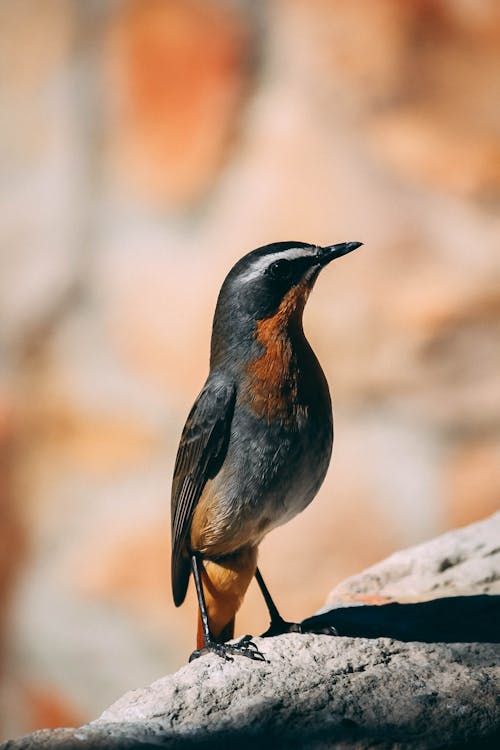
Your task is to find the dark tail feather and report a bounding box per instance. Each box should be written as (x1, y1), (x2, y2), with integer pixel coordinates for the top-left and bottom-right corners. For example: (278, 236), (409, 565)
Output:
(172, 552), (191, 607)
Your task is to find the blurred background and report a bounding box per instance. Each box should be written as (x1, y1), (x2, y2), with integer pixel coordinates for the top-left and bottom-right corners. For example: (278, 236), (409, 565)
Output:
(1, 0), (499, 740)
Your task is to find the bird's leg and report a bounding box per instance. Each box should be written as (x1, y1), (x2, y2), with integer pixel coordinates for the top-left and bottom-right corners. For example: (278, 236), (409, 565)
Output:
(189, 554), (266, 663)
(255, 567), (337, 638)
(255, 567), (301, 636)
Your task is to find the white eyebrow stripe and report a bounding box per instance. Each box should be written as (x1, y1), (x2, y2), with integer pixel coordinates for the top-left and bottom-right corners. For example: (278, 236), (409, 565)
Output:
(239, 246), (315, 283)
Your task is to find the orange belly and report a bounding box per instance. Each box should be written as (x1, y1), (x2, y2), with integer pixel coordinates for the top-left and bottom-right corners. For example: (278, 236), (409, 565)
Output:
(195, 546), (257, 645)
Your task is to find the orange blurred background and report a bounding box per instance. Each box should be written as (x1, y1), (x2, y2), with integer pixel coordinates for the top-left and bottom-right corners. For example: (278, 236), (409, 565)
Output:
(1, 0), (499, 740)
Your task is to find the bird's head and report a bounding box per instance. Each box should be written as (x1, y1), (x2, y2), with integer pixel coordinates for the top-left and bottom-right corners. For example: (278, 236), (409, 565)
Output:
(211, 240), (362, 366)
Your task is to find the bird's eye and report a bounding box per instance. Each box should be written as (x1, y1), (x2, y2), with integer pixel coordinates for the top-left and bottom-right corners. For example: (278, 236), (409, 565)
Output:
(267, 259), (292, 280)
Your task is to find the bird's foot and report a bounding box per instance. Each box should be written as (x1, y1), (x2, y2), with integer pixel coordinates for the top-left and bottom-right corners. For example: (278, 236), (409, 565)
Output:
(261, 616), (337, 638)
(189, 634), (266, 663)
(260, 617), (301, 638)
(301, 621), (338, 636)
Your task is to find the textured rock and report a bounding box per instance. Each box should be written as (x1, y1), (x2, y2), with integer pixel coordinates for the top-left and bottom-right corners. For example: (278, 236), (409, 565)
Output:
(3, 636), (499, 749)
(2, 515), (499, 749)
(326, 512), (500, 606)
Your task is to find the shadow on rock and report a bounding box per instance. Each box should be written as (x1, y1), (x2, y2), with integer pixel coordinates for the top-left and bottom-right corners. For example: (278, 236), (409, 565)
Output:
(9, 723), (498, 750)
(302, 594), (500, 643)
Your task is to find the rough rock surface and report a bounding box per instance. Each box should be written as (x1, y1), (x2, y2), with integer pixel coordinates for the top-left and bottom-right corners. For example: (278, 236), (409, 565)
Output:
(3, 515), (499, 750)
(326, 511), (500, 606)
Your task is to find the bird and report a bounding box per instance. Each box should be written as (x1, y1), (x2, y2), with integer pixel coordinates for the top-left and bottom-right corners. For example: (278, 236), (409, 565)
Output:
(171, 239), (362, 661)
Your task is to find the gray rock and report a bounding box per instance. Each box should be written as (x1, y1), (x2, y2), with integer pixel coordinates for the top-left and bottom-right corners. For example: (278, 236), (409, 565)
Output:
(326, 511), (500, 606)
(3, 514), (500, 749)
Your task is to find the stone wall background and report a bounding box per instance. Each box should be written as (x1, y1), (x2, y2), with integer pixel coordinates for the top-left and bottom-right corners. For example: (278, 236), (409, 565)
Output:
(0, 0), (499, 741)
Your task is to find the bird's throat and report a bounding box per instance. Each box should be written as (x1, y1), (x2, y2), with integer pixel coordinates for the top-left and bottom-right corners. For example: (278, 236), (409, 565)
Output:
(245, 283), (313, 425)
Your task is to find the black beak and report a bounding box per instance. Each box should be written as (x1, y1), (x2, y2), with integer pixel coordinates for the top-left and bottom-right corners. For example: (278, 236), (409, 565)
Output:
(316, 241), (363, 266)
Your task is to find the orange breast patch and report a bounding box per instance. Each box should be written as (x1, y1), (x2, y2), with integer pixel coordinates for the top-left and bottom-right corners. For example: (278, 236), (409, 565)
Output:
(245, 282), (312, 425)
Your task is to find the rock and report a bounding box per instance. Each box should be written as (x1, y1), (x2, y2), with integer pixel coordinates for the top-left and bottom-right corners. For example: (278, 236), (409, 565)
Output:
(326, 511), (500, 606)
(2, 514), (499, 749)
(3, 635), (500, 749)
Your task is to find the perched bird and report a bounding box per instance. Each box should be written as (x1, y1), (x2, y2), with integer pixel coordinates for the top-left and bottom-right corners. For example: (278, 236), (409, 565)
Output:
(171, 240), (362, 661)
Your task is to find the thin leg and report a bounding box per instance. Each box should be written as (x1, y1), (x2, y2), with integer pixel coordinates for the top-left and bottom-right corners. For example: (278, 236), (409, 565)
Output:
(255, 567), (300, 636)
(189, 554), (266, 663)
(191, 552), (211, 644)
(255, 567), (337, 638)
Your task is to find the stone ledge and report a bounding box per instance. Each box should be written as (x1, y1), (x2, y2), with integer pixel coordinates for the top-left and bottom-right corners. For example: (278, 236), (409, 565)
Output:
(3, 514), (499, 750)
(326, 511), (500, 606)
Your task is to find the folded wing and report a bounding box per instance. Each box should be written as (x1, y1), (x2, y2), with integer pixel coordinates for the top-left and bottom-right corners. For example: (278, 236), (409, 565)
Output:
(171, 378), (236, 606)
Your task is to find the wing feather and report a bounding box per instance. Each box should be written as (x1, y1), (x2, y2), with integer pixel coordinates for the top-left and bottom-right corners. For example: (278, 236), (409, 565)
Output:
(170, 378), (235, 606)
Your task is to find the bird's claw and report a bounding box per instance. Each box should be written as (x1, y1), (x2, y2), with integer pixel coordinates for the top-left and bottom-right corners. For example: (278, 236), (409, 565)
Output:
(232, 635), (267, 661)
(303, 623), (338, 636)
(237, 634), (260, 651)
(189, 641), (233, 662)
(189, 635), (266, 663)
(261, 618), (338, 638)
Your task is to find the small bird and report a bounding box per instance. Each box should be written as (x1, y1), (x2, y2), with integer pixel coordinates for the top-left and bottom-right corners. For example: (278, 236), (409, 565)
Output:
(171, 240), (362, 661)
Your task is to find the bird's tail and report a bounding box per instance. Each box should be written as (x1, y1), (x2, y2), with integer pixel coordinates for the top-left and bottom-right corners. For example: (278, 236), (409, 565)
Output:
(195, 547), (257, 648)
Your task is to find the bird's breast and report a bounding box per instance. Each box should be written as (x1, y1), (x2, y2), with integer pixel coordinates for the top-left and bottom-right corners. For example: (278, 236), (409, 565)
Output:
(191, 320), (333, 558)
(192, 398), (332, 557)
(243, 314), (328, 430)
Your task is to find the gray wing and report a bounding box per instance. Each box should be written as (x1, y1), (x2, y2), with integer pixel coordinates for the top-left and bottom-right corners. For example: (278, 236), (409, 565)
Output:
(171, 377), (236, 606)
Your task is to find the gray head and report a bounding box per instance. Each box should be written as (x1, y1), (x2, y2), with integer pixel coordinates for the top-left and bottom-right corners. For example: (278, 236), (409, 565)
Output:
(210, 240), (362, 366)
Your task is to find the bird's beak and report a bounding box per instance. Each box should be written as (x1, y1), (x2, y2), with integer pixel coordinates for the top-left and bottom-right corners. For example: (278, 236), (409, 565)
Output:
(316, 241), (363, 266)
